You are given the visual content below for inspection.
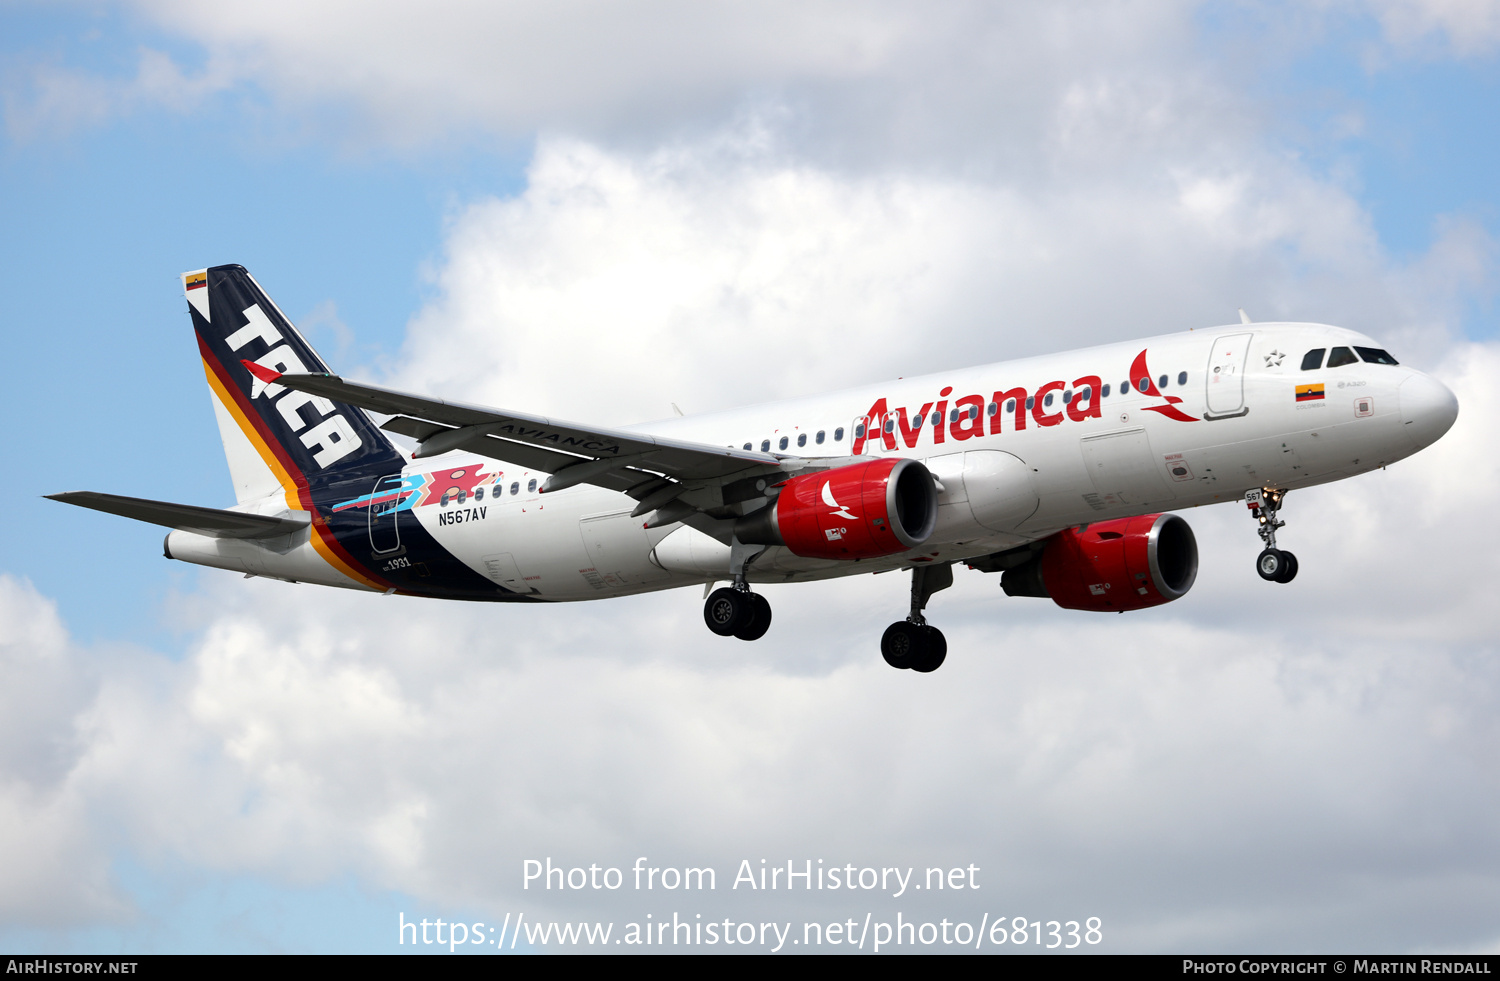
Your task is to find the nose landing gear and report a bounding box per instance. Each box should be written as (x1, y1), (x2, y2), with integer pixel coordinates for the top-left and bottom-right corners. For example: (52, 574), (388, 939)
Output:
(881, 562), (952, 672)
(1246, 488), (1298, 584)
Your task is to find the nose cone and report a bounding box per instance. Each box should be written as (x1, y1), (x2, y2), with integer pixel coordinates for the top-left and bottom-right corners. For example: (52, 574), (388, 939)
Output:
(1399, 372), (1459, 450)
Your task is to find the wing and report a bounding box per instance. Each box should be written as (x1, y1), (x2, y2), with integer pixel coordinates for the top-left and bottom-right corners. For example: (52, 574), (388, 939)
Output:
(47, 491), (310, 539)
(241, 363), (828, 524)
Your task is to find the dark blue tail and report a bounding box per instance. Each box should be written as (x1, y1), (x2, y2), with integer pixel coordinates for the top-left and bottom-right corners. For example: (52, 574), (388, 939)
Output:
(185, 264), (406, 495)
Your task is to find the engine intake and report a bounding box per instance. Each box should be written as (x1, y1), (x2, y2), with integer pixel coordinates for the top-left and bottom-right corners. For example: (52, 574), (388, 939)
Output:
(1002, 513), (1198, 612)
(736, 458), (938, 560)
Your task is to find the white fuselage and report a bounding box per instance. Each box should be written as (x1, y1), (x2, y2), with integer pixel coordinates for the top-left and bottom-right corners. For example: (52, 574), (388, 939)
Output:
(170, 322), (1456, 600)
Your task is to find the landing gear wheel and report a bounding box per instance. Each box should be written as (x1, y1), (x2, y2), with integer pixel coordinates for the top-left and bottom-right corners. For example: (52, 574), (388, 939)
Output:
(1256, 548), (1287, 582)
(1274, 551), (1298, 584)
(734, 593), (772, 641)
(704, 587), (753, 636)
(881, 622), (947, 672)
(910, 626), (947, 673)
(881, 621), (926, 670)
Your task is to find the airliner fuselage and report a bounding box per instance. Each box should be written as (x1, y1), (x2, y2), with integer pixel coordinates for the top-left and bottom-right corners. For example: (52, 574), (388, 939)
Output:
(52, 266), (1459, 673)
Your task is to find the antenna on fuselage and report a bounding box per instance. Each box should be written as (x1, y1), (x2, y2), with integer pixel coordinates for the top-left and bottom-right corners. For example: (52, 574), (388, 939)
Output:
(1238, 308), (1253, 325)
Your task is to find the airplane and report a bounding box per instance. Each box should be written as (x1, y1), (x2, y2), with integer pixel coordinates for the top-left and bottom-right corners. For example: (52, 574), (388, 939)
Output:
(49, 265), (1459, 673)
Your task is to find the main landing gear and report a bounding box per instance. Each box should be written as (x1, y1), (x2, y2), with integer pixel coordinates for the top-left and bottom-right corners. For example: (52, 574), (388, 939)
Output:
(1246, 488), (1298, 584)
(703, 538), (772, 641)
(704, 586), (772, 641)
(881, 563), (953, 673)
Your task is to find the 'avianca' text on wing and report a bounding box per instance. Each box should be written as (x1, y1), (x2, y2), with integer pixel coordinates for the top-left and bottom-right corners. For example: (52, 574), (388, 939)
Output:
(49, 266), (1459, 673)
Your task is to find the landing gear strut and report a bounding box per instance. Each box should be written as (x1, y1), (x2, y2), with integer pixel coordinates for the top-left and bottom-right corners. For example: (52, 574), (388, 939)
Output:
(703, 537), (772, 641)
(881, 563), (952, 672)
(1246, 488), (1298, 584)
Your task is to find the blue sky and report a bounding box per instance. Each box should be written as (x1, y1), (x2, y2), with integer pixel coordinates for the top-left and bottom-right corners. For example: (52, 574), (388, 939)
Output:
(2, 0), (1499, 955)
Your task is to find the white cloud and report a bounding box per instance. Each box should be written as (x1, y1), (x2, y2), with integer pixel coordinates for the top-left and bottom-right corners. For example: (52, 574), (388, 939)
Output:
(10, 1), (1221, 157)
(3, 47), (232, 142)
(5, 0), (1499, 952)
(1369, 0), (1500, 55)
(0, 577), (116, 923)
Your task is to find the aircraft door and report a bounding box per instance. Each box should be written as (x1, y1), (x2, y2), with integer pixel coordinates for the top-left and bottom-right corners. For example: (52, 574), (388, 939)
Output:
(368, 474), (404, 554)
(1205, 332), (1253, 418)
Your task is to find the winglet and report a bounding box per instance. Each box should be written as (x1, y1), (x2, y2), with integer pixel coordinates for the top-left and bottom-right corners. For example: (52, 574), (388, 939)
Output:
(240, 359), (283, 384)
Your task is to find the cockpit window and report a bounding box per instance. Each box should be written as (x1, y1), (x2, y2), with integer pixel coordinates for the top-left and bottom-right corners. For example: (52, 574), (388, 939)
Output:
(1355, 346), (1399, 365)
(1301, 349), (1325, 371)
(1326, 346), (1358, 368)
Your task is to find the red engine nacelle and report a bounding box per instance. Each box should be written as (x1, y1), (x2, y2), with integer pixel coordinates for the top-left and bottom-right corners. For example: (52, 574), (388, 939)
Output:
(1001, 513), (1199, 612)
(736, 458), (939, 560)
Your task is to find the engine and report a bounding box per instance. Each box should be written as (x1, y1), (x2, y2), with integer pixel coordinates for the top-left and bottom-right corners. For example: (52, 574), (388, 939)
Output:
(736, 458), (939, 560)
(1000, 513), (1198, 612)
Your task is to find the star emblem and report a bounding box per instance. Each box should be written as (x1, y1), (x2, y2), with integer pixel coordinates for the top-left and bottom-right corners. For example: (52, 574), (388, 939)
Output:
(1264, 349), (1285, 368)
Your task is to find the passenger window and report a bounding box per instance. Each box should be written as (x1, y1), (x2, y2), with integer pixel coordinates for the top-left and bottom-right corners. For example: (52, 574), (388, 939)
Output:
(1158, 374), (1168, 389)
(853, 424), (864, 439)
(797, 433), (807, 447)
(970, 405), (979, 420)
(474, 486), (485, 501)
(1025, 397), (1034, 410)
(742, 443), (751, 451)
(883, 418), (894, 433)
(816, 430), (825, 444)
(987, 402), (997, 416)
(510, 482), (519, 495)
(949, 408), (959, 423)
(1044, 393), (1054, 407)
(1327, 346), (1358, 368)
(1102, 384), (1111, 397)
(1062, 390), (1072, 404)
(1121, 379), (1129, 394)
(1177, 371), (1187, 385)
(1301, 348), (1325, 370)
(930, 412), (940, 425)
(834, 427), (844, 441)
(1138, 378), (1149, 393)
(527, 479), (537, 494)
(1354, 346), (1399, 365)
(1005, 399), (1016, 413)
(761, 439), (770, 452)
(779, 436), (789, 450)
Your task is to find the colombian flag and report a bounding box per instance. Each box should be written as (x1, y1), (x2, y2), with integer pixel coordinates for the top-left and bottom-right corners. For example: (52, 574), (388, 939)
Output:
(185, 271), (207, 291)
(1295, 383), (1325, 402)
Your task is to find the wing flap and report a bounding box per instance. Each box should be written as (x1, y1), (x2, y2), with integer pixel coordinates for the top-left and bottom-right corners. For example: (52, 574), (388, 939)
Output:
(47, 491), (311, 540)
(379, 415), (645, 491)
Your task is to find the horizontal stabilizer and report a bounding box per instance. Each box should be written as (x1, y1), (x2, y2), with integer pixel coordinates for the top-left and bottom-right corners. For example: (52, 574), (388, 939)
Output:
(46, 492), (311, 540)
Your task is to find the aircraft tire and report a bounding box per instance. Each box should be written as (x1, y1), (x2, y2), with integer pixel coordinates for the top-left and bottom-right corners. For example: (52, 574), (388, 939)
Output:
(735, 593), (773, 641)
(1274, 551), (1299, 584)
(704, 587), (753, 636)
(881, 621), (927, 670)
(910, 626), (947, 673)
(1256, 548), (1286, 582)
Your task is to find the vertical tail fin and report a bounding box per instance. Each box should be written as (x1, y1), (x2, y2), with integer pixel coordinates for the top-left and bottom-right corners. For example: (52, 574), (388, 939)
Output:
(185, 264), (406, 505)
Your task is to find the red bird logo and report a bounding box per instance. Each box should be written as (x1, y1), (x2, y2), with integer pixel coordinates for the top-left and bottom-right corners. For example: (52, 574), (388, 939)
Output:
(1131, 350), (1198, 423)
